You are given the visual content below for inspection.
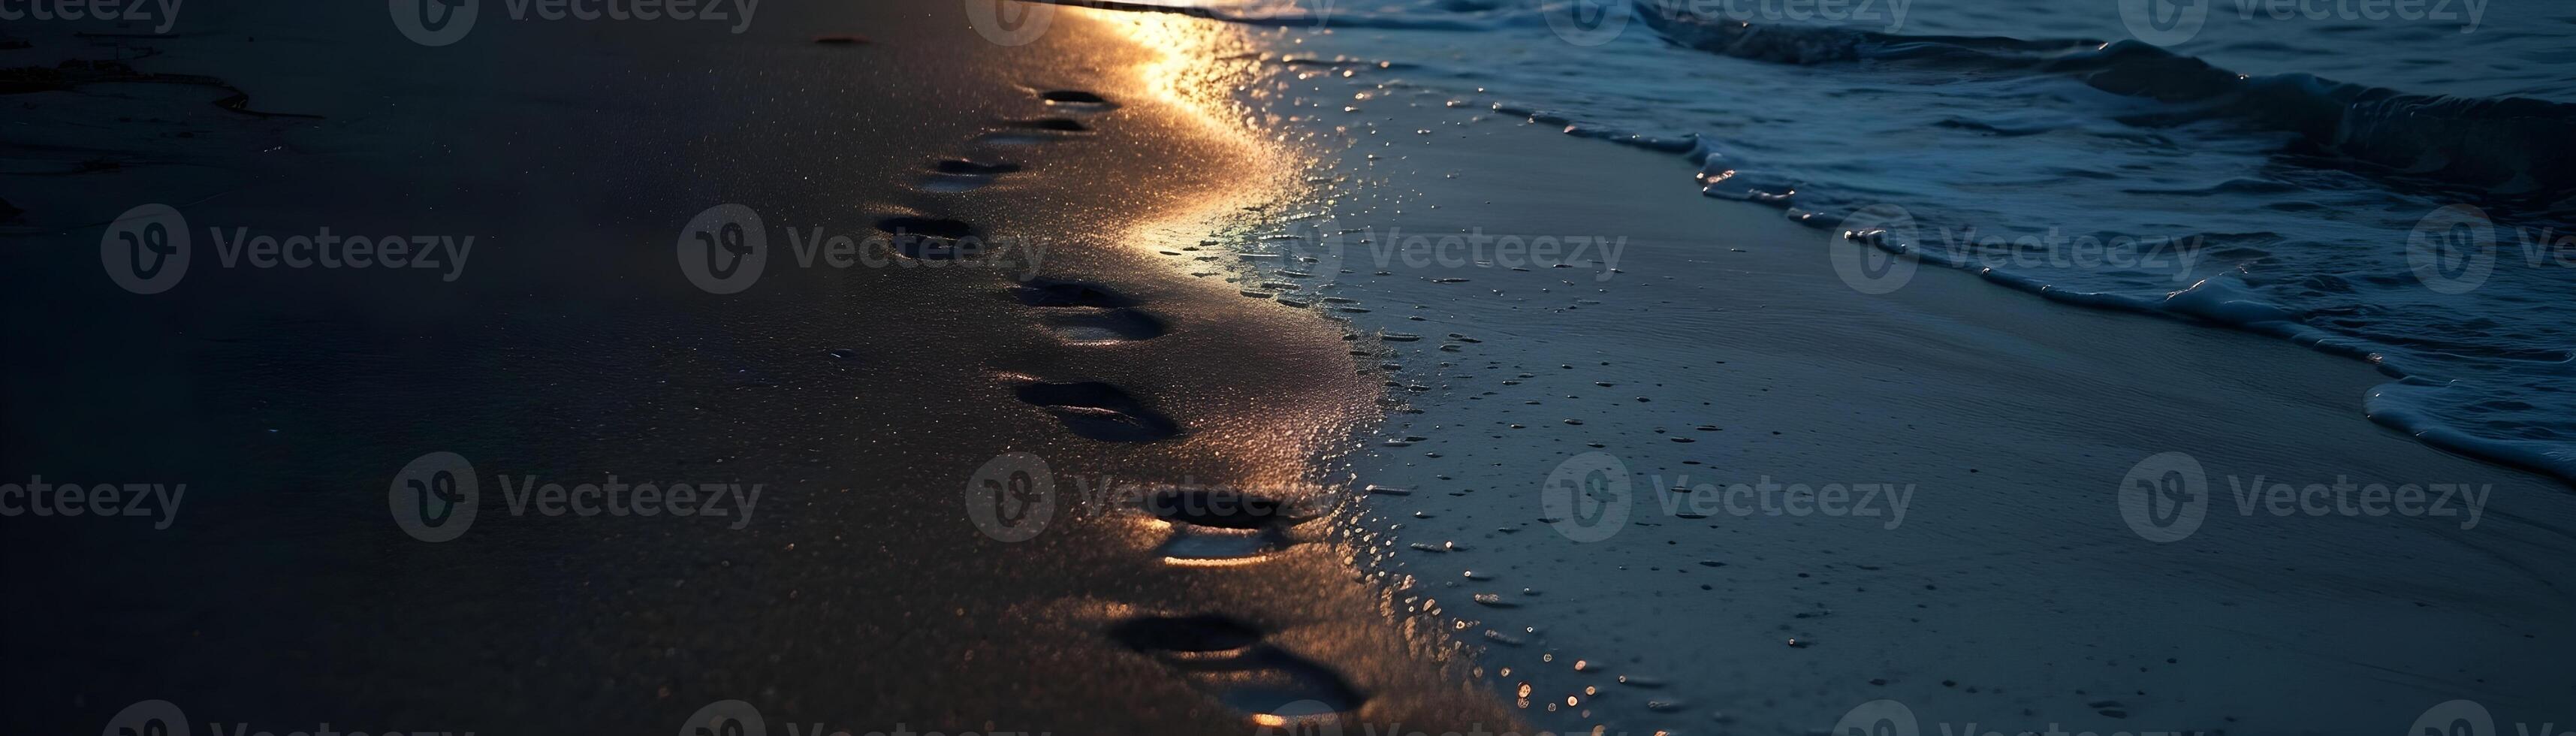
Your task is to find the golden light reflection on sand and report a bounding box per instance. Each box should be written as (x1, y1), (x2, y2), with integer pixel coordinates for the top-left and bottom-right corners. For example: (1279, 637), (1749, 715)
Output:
(1039, 9), (1355, 493)
(1093, 9), (1311, 240)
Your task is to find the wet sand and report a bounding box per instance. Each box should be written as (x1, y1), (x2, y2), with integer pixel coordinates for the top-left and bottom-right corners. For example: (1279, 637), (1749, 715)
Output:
(1252, 77), (2576, 734)
(3, 4), (1513, 734)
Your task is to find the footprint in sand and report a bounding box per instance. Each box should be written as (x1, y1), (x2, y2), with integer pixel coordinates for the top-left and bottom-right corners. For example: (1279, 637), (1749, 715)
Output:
(1014, 380), (1179, 442)
(1142, 487), (1317, 562)
(975, 117), (1091, 146)
(1009, 117), (1093, 132)
(1011, 278), (1133, 308)
(1038, 89), (1118, 111)
(1009, 279), (1167, 343)
(875, 216), (985, 260)
(918, 158), (1023, 193)
(974, 89), (1107, 145)
(1044, 309), (1166, 342)
(1107, 614), (1365, 721)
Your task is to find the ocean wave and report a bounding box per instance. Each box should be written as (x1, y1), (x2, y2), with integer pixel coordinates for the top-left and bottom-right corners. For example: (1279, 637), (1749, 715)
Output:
(1633, 3), (2576, 198)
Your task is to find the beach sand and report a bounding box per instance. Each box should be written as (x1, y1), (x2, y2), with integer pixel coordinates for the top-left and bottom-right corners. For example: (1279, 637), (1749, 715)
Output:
(5, 2), (2568, 734)
(3, 3), (1515, 733)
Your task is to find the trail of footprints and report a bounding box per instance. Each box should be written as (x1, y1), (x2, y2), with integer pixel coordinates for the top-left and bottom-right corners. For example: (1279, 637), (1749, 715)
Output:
(897, 88), (1367, 725)
(1110, 614), (1366, 717)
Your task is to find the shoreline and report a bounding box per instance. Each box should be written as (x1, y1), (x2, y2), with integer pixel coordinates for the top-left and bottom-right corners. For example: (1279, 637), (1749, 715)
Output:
(1232, 68), (2576, 734)
(8, 3), (2569, 735)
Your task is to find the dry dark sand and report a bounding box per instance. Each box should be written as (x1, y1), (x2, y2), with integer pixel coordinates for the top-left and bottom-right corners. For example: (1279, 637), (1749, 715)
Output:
(3, 3), (1517, 734)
